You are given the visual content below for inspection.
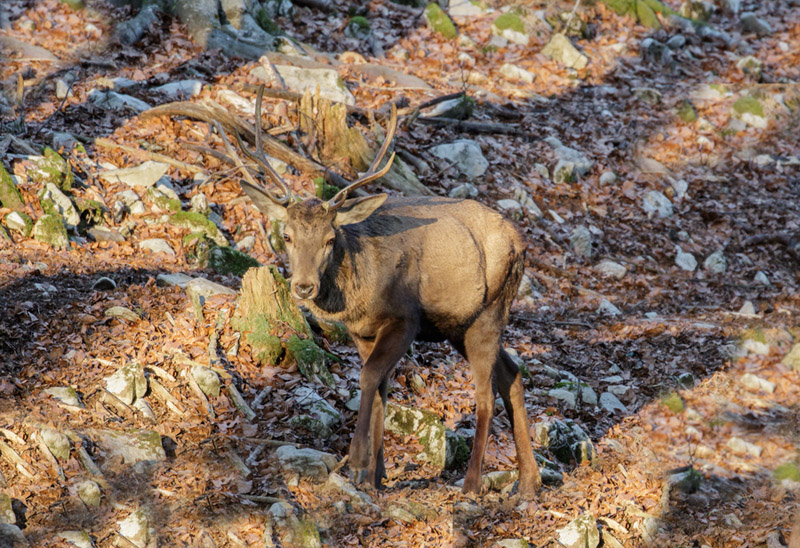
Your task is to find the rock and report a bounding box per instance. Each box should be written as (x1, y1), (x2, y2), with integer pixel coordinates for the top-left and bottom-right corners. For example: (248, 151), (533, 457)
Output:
(324, 473), (379, 514)
(383, 504), (417, 524)
(92, 276), (116, 290)
(642, 190), (673, 218)
(535, 419), (595, 464)
(542, 33), (588, 69)
(582, 385), (598, 406)
(267, 502), (323, 548)
(169, 211), (228, 247)
(429, 140), (488, 179)
(449, 0), (486, 17)
(186, 278), (236, 301)
(88, 89), (151, 112)
(116, 190), (146, 215)
(58, 531), (94, 548)
(633, 87), (662, 105)
(254, 64), (355, 106)
(55, 79), (72, 100)
(385, 403), (467, 469)
(497, 199), (522, 217)
(738, 301), (757, 316)
(640, 38), (673, 66)
(666, 34), (686, 49)
(740, 373), (776, 393)
(672, 178), (688, 199)
(52, 131), (78, 152)
(76, 480), (102, 507)
(41, 428), (71, 460)
(191, 365), (220, 398)
(534, 163), (550, 180)
(597, 299), (622, 316)
(190, 193), (209, 215)
(152, 79), (203, 98)
(491, 13), (529, 46)
(703, 249), (727, 274)
(601, 530), (625, 548)
(512, 187), (543, 219)
(448, 182), (478, 199)
(274, 445), (338, 481)
(91, 429), (166, 465)
(570, 226), (593, 258)
(782, 343), (800, 370)
(118, 507), (157, 548)
(557, 514), (600, 548)
(44, 386), (83, 407)
(731, 95), (767, 129)
(599, 171), (617, 185)
(499, 63), (535, 84)
(595, 260), (627, 280)
(724, 0), (741, 14)
(236, 235), (256, 252)
(139, 238), (175, 256)
(0, 524), (27, 546)
(32, 215), (69, 249)
(40, 183), (80, 227)
(740, 13), (772, 35)
(344, 16), (371, 40)
(104, 362), (147, 404)
(4, 211), (33, 236)
(289, 386), (342, 439)
(727, 436), (762, 457)
(675, 246), (697, 272)
(155, 272), (193, 288)
(101, 161), (170, 189)
(495, 539), (529, 548)
(600, 392), (628, 414)
(548, 388), (577, 410)
(423, 3), (457, 39)
(27, 148), (74, 190)
(0, 493), (13, 524)
(737, 55), (763, 79)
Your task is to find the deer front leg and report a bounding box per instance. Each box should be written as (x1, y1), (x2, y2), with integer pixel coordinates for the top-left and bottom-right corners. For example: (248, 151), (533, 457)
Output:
(350, 319), (415, 489)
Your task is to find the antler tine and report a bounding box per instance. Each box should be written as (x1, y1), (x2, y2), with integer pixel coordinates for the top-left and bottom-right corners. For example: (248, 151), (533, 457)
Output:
(215, 121), (287, 206)
(328, 103), (398, 210)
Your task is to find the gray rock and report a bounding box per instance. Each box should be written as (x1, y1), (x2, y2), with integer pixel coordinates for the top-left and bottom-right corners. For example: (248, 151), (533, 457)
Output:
(641, 37), (673, 66)
(666, 34), (686, 49)
(289, 386), (342, 439)
(675, 246), (697, 271)
(101, 161), (170, 189)
(557, 514), (600, 548)
(44, 386), (83, 407)
(740, 373), (775, 393)
(185, 278), (236, 300)
(105, 362), (147, 405)
(190, 193), (209, 215)
(32, 215), (69, 249)
(156, 272), (193, 288)
(105, 306), (140, 322)
(41, 428), (71, 460)
(736, 55), (763, 79)
(88, 89), (151, 112)
(449, 0), (486, 17)
(738, 301), (758, 316)
(385, 403), (465, 469)
(116, 190), (146, 215)
(0, 493), (14, 524)
(191, 365), (220, 398)
(448, 182), (478, 199)
(600, 392), (628, 414)
(254, 64), (355, 106)
(642, 190), (673, 218)
(570, 226), (593, 258)
(595, 260), (627, 280)
(235, 235), (256, 252)
(55, 79), (71, 100)
(633, 87), (662, 105)
(88, 226), (125, 242)
(324, 473), (379, 514)
(499, 63), (535, 84)
(672, 178), (688, 199)
(724, 0), (741, 13)
(383, 504), (417, 524)
(0, 524), (26, 546)
(52, 131), (78, 152)
(76, 480), (102, 507)
(40, 183), (80, 227)
(152, 79), (203, 98)
(274, 445), (338, 481)
(740, 13), (772, 35)
(599, 171), (617, 185)
(91, 428), (166, 464)
(495, 539), (529, 548)
(430, 140), (489, 179)
(58, 531), (94, 548)
(118, 507), (157, 548)
(597, 298), (622, 316)
(545, 137), (594, 182)
(727, 436), (762, 457)
(542, 33), (588, 69)
(703, 249), (727, 274)
(266, 501), (322, 548)
(139, 238), (175, 256)
(92, 276), (117, 290)
(582, 385), (598, 406)
(4, 211), (30, 234)
(548, 388), (577, 410)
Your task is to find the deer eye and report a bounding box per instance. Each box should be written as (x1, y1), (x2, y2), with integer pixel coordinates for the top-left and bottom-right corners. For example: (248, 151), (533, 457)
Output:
(325, 237), (335, 248)
(283, 233), (291, 243)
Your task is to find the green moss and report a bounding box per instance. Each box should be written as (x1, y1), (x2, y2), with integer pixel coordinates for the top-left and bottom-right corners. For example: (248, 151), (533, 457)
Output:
(774, 463), (800, 482)
(4, 211), (33, 237)
(59, 0), (85, 9)
(677, 100), (697, 123)
(75, 197), (106, 225)
(661, 391), (684, 413)
(28, 148), (74, 191)
(493, 12), (525, 33)
(286, 335), (334, 387)
(32, 214), (69, 249)
(636, 1), (660, 28)
(314, 176), (339, 201)
(317, 318), (350, 343)
(207, 246), (261, 276)
(245, 316), (285, 365)
(169, 211), (227, 246)
(425, 3), (458, 39)
(350, 15), (370, 30)
(0, 163), (25, 211)
(255, 7), (281, 34)
(146, 187), (181, 213)
(733, 95), (764, 117)
(603, 0), (675, 26)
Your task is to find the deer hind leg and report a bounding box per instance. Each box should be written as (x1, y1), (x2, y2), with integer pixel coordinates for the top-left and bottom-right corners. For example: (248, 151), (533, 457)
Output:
(368, 378), (390, 487)
(495, 349), (541, 497)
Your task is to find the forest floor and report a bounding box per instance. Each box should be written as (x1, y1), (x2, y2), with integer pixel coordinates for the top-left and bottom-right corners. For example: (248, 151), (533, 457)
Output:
(1, 0), (799, 547)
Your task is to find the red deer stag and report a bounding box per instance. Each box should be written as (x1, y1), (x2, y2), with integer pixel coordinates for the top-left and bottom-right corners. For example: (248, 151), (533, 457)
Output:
(221, 87), (540, 496)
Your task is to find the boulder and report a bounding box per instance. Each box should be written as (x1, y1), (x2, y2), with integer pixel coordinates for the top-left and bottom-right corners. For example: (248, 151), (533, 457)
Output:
(542, 33), (588, 69)
(254, 64), (355, 106)
(429, 140), (488, 179)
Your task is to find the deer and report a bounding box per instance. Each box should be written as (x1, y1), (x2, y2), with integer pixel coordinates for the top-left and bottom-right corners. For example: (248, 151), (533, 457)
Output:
(220, 86), (541, 497)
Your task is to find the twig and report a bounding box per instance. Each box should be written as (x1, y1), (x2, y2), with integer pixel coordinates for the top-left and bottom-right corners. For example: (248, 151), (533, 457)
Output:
(564, 0), (582, 33)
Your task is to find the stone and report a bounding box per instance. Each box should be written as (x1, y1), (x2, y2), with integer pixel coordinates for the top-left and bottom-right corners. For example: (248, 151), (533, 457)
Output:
(497, 199), (522, 216)
(666, 34), (686, 49)
(152, 79), (203, 98)
(570, 226), (593, 258)
(254, 64), (355, 106)
(267, 502), (322, 548)
(384, 403), (466, 469)
(672, 179), (689, 199)
(424, 3), (457, 39)
(55, 79), (71, 100)
(0, 493), (14, 524)
(449, 0), (486, 17)
(44, 386), (82, 407)
(0, 524), (26, 546)
(100, 161), (170, 189)
(545, 137), (594, 182)
(499, 63), (535, 84)
(542, 33), (588, 69)
(599, 171), (617, 185)
(87, 225), (125, 242)
(731, 95), (767, 129)
(186, 277), (236, 300)
(32, 214), (69, 249)
(495, 539), (529, 548)
(88, 89), (151, 112)
(702, 249), (727, 274)
(118, 507), (157, 548)
(727, 436), (762, 457)
(595, 260), (627, 280)
(289, 386), (342, 439)
(751, 271), (768, 286)
(139, 238), (175, 256)
(449, 182), (478, 199)
(740, 13), (772, 35)
(737, 55), (763, 79)
(40, 183), (80, 227)
(548, 388), (577, 410)
(557, 514), (600, 548)
(4, 211), (32, 236)
(155, 273), (193, 288)
(429, 140), (489, 179)
(41, 428), (71, 460)
(492, 13), (529, 46)
(52, 131), (78, 152)
(641, 38), (673, 66)
(738, 301), (758, 317)
(642, 190), (673, 218)
(92, 276), (116, 291)
(104, 362), (147, 404)
(91, 429), (166, 464)
(512, 187), (543, 219)
(597, 299), (622, 316)
(76, 480), (102, 507)
(207, 246), (260, 276)
(274, 445), (338, 481)
(600, 392), (628, 414)
(675, 246), (697, 272)
(324, 473), (379, 515)
(633, 87), (662, 105)
(191, 365), (220, 398)
(535, 419), (595, 464)
(236, 235), (256, 252)
(782, 343), (800, 370)
(740, 373), (776, 393)
(169, 211), (228, 247)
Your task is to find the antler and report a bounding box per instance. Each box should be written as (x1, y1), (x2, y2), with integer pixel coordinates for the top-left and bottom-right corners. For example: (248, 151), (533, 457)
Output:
(221, 85), (293, 205)
(327, 103), (398, 210)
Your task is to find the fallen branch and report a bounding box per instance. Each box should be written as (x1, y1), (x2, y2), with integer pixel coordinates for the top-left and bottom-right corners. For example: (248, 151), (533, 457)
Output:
(416, 116), (524, 135)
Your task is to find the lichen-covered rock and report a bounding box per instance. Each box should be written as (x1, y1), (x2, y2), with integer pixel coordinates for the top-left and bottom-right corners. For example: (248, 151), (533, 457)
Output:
(557, 514), (600, 548)
(139, 238), (175, 256)
(424, 3), (458, 39)
(254, 64), (355, 106)
(76, 480), (102, 507)
(169, 211), (227, 246)
(32, 214), (69, 249)
(27, 148), (74, 191)
(0, 162), (25, 211)
(384, 403), (467, 469)
(44, 386), (83, 407)
(191, 365), (220, 398)
(267, 502), (323, 548)
(105, 306), (140, 322)
(731, 94), (767, 129)
(0, 493), (14, 524)
(323, 473), (379, 515)
(274, 445), (338, 481)
(570, 226), (593, 259)
(534, 419), (596, 464)
(104, 362), (147, 404)
(542, 33), (588, 69)
(491, 12), (529, 45)
(41, 428), (71, 460)
(145, 186), (181, 213)
(100, 161), (169, 188)
(57, 531), (94, 548)
(782, 343), (800, 370)
(288, 386), (342, 439)
(91, 429), (166, 465)
(39, 182), (81, 227)
(429, 140), (488, 179)
(4, 211), (33, 237)
(118, 507), (157, 548)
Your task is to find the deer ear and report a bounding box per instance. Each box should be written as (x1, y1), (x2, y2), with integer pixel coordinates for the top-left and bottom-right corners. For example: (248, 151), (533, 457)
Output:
(240, 181), (288, 222)
(334, 194), (387, 227)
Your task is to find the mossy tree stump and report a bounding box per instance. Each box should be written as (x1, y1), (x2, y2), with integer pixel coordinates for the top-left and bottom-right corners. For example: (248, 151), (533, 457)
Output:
(232, 266), (334, 386)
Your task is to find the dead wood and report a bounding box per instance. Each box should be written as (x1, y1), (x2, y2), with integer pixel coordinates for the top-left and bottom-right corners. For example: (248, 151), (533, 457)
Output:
(416, 116), (525, 136)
